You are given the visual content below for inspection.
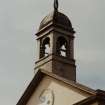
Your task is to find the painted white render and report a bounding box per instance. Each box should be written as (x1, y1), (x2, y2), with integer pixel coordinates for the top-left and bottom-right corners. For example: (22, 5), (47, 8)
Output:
(26, 76), (91, 105)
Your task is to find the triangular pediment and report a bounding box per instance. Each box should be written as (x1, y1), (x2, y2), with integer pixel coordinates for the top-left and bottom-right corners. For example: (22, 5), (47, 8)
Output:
(17, 70), (98, 105)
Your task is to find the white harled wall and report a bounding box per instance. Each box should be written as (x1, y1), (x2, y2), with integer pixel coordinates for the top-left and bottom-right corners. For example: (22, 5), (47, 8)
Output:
(26, 76), (92, 105)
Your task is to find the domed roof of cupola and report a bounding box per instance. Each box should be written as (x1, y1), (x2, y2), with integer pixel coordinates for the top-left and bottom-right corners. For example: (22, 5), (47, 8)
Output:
(39, 11), (74, 32)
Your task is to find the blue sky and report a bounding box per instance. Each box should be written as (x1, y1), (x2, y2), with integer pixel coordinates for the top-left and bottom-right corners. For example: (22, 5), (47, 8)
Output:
(0, 0), (105, 105)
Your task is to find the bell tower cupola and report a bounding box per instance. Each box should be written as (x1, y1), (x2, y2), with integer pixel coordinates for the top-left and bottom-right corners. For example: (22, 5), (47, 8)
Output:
(35, 0), (76, 81)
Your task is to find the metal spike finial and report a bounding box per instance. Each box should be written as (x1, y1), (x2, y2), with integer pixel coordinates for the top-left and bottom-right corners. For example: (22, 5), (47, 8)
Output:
(54, 0), (59, 11)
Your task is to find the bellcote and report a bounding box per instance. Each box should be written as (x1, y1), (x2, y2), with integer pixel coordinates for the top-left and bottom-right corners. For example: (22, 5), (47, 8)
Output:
(35, 0), (76, 82)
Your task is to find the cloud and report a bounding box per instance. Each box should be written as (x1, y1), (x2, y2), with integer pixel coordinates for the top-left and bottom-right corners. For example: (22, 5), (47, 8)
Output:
(0, 0), (104, 105)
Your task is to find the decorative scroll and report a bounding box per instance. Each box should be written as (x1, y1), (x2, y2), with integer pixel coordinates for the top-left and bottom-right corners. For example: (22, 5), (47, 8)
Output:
(39, 89), (54, 105)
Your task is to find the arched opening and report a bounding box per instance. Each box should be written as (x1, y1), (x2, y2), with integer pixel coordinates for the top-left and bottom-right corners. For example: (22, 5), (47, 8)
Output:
(40, 37), (50, 58)
(56, 37), (67, 57)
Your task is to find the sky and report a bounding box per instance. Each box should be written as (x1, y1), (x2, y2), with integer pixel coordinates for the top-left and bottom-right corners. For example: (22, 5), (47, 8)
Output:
(0, 0), (105, 105)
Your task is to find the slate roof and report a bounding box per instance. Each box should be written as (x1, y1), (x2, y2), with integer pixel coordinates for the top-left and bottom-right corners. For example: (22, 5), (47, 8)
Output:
(74, 90), (105, 105)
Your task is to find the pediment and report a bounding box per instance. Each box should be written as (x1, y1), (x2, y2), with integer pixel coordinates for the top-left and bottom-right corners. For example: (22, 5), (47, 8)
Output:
(17, 70), (97, 105)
